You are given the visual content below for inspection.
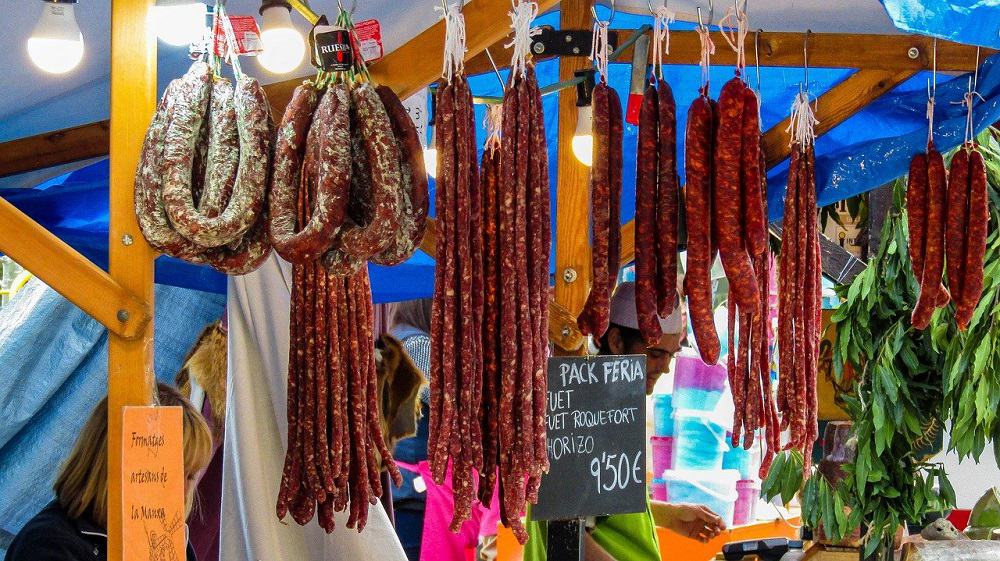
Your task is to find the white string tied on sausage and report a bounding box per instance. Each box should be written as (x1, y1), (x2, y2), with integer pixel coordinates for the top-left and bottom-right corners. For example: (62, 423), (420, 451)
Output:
(589, 20), (611, 81)
(484, 104), (504, 154)
(216, 2), (244, 79)
(507, 0), (540, 80)
(437, 2), (467, 84)
(696, 22), (715, 89)
(786, 91), (818, 148)
(926, 96), (936, 148)
(719, 4), (748, 75)
(651, 6), (675, 81)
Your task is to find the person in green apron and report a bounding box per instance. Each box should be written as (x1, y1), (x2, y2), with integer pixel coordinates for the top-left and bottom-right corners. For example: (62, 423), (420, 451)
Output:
(525, 282), (726, 561)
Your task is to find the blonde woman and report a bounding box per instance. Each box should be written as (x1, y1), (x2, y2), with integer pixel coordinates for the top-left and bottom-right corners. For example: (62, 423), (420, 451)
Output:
(5, 383), (213, 561)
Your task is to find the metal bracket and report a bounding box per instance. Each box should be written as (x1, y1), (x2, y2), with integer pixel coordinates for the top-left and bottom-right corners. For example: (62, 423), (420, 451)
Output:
(530, 26), (619, 58)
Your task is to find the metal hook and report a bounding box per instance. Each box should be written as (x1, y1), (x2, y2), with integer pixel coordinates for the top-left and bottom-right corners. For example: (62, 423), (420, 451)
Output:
(754, 28), (762, 91)
(646, 0), (667, 14)
(802, 29), (811, 92)
(973, 46), (981, 93)
(591, 0), (616, 25)
(697, 0), (713, 29)
(931, 37), (938, 98)
(484, 48), (506, 92)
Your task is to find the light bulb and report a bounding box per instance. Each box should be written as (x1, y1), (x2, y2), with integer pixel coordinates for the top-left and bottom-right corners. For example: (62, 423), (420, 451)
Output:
(151, 2), (208, 46)
(424, 126), (438, 178)
(27, 1), (84, 74)
(572, 104), (594, 167)
(257, 4), (305, 74)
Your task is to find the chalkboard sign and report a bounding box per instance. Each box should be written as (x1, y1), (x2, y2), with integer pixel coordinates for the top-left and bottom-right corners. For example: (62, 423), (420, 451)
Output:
(533, 354), (647, 521)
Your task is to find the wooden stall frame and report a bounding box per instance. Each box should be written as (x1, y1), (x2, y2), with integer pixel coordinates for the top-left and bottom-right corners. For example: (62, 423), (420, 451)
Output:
(0, 1), (990, 559)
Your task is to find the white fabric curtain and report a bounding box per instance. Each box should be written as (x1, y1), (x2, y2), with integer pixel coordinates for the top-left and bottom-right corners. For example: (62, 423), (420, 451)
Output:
(221, 254), (407, 561)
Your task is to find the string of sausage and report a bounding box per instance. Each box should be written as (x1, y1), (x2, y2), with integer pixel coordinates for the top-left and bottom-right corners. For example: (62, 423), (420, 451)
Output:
(777, 138), (820, 471)
(444, 63), (551, 545)
(428, 74), (486, 532)
(911, 142), (951, 329)
(578, 81), (620, 338)
(134, 61), (274, 274)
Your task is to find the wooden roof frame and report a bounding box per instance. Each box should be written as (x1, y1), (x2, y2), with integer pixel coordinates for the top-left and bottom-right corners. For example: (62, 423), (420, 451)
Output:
(0, 1), (990, 558)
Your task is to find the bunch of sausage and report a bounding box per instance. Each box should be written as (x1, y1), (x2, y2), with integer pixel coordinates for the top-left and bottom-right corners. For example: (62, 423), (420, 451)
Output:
(684, 76), (777, 472)
(268, 80), (429, 271)
(429, 63), (550, 543)
(134, 61), (272, 274)
(633, 79), (680, 345)
(578, 79), (624, 338)
(908, 141), (988, 330)
(271, 78), (428, 532)
(776, 113), (821, 474)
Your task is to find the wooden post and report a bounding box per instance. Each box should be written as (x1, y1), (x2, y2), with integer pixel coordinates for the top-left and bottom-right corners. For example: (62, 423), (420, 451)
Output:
(107, 1), (158, 560)
(552, 0), (594, 355)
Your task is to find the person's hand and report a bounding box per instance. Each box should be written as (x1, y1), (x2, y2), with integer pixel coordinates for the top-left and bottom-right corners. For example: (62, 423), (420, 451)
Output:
(655, 503), (726, 543)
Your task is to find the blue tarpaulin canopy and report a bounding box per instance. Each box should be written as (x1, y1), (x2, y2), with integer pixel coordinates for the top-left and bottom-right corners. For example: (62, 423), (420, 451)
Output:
(2, 4), (998, 302)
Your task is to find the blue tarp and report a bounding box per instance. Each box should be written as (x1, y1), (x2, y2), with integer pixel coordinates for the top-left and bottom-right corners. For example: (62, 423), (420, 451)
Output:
(0, 279), (224, 554)
(880, 0), (1000, 49)
(3, 7), (998, 303)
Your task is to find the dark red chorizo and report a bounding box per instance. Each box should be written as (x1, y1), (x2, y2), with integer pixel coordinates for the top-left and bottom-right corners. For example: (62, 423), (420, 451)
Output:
(684, 94), (720, 365)
(907, 153), (929, 279)
(912, 147), (949, 329)
(741, 86), (767, 259)
(713, 78), (760, 311)
(635, 84), (662, 345)
(957, 147), (988, 328)
(946, 146), (970, 300)
(578, 83), (612, 337)
(655, 79), (679, 318)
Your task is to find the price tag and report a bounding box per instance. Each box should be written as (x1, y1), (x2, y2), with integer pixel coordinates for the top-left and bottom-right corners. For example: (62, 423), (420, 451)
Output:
(312, 24), (355, 72)
(353, 19), (384, 62)
(121, 406), (185, 561)
(533, 355), (648, 521)
(213, 15), (263, 57)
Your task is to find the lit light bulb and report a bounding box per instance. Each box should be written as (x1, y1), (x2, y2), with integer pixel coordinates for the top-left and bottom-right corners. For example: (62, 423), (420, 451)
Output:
(27, 0), (84, 75)
(423, 127), (438, 179)
(151, 2), (208, 46)
(257, 3), (305, 74)
(572, 104), (594, 167)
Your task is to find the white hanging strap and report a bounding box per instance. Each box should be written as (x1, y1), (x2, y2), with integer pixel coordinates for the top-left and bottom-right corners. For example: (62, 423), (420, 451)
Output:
(718, 4), (748, 74)
(589, 20), (611, 80)
(786, 91), (818, 148)
(651, 6), (675, 80)
(506, 0), (540, 79)
(484, 104), (503, 153)
(436, 2), (467, 83)
(696, 21), (715, 89)
(217, 2), (243, 79)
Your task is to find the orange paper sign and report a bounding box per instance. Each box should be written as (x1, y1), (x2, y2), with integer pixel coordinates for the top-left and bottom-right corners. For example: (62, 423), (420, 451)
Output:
(122, 406), (185, 561)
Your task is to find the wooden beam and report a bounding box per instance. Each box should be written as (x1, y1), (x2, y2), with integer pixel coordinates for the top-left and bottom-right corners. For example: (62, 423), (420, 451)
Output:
(107, 0), (158, 560)
(763, 68), (917, 167)
(0, 30), (986, 177)
(551, 0), (594, 355)
(618, 68), (916, 266)
(0, 198), (150, 338)
(605, 30), (990, 72)
(0, 120), (110, 178)
(419, 218), (586, 352)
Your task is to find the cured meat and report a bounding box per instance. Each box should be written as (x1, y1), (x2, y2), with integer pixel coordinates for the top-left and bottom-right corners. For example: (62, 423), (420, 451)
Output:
(713, 78), (759, 311)
(655, 79), (679, 318)
(684, 94), (721, 365)
(635, 85), (662, 345)
(956, 147), (988, 328)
